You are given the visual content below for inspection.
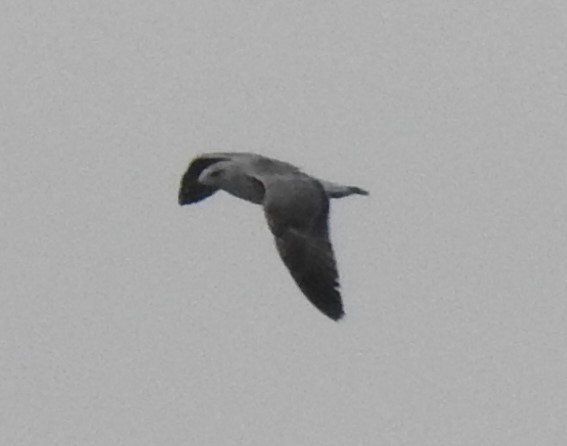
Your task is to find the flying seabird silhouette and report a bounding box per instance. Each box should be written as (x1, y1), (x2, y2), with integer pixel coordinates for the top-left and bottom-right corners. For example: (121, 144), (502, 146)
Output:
(178, 152), (368, 321)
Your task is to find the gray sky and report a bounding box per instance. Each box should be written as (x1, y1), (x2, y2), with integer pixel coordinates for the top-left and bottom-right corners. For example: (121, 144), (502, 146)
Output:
(2, 1), (567, 445)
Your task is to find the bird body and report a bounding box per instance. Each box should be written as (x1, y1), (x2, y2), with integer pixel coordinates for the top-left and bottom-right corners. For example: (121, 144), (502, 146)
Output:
(178, 152), (368, 320)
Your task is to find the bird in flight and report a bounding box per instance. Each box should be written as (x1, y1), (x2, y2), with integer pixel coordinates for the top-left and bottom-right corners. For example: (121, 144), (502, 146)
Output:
(178, 152), (368, 321)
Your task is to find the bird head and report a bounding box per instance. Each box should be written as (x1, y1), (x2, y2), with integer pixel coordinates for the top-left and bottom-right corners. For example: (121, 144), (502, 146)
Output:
(198, 161), (231, 187)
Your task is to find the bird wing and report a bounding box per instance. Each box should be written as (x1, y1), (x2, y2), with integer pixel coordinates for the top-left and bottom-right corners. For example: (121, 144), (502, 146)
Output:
(264, 178), (344, 320)
(273, 227), (343, 320)
(178, 155), (229, 205)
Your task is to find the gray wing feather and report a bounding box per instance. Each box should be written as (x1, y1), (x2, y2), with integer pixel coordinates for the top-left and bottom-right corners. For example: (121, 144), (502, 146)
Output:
(274, 226), (344, 320)
(264, 177), (344, 320)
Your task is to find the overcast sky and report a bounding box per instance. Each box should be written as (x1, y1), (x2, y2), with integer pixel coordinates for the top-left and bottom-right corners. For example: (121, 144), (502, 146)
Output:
(2, 1), (567, 445)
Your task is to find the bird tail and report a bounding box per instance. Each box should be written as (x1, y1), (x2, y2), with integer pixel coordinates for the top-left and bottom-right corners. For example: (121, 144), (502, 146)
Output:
(318, 180), (369, 198)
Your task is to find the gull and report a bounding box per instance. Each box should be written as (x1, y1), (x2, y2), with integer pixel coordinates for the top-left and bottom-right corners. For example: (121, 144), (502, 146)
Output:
(178, 152), (368, 321)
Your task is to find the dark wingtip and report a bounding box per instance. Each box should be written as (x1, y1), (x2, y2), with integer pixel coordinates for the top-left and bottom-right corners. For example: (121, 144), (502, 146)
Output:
(178, 156), (226, 206)
(178, 188), (189, 206)
(328, 308), (345, 321)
